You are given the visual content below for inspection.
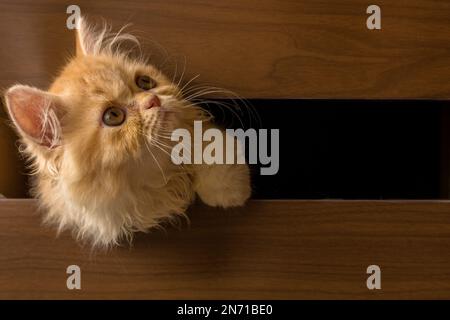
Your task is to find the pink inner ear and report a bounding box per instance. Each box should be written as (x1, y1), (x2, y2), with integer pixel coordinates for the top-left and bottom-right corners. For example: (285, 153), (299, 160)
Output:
(6, 87), (57, 147)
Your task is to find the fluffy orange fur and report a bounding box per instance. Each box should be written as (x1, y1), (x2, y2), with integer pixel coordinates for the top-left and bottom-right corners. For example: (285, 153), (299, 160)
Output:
(4, 17), (251, 247)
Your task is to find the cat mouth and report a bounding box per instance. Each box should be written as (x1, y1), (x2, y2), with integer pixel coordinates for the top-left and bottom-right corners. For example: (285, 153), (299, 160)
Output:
(148, 105), (175, 135)
(155, 104), (169, 122)
(157, 103), (178, 123)
(142, 99), (179, 142)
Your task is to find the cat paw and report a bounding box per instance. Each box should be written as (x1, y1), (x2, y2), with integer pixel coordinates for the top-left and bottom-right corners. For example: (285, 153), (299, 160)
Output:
(195, 164), (251, 208)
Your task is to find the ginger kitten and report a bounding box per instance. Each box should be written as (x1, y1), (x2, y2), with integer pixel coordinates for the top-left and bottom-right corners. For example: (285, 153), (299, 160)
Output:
(3, 17), (251, 247)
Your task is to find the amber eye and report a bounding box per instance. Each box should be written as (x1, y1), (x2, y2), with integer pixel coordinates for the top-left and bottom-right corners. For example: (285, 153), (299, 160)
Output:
(136, 75), (156, 90)
(102, 107), (126, 127)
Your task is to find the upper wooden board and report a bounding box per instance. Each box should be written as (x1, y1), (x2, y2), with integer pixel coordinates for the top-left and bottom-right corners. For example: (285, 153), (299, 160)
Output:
(0, 0), (450, 98)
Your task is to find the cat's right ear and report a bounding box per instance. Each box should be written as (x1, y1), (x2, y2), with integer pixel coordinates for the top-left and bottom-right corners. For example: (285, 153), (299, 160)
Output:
(75, 16), (87, 56)
(4, 85), (64, 148)
(75, 16), (95, 57)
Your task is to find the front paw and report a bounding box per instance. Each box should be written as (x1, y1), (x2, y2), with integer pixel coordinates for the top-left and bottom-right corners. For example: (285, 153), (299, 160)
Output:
(195, 164), (251, 208)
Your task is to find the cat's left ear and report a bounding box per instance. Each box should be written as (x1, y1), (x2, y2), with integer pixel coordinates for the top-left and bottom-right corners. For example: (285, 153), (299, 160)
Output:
(4, 85), (65, 148)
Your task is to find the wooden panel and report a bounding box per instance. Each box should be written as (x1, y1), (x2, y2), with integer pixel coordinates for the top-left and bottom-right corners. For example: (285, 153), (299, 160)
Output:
(0, 0), (450, 99)
(2, 199), (450, 299)
(0, 107), (28, 198)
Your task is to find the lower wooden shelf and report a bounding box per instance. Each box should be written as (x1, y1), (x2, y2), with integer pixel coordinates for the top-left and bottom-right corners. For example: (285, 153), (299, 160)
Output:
(1, 199), (450, 299)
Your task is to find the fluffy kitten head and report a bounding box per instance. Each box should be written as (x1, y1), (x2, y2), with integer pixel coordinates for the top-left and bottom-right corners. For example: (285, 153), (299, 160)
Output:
(3, 17), (204, 247)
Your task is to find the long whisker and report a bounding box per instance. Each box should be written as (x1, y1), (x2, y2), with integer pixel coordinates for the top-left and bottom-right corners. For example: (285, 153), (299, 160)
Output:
(138, 129), (191, 173)
(181, 85), (262, 129)
(152, 135), (193, 162)
(175, 55), (187, 90)
(191, 99), (246, 128)
(142, 135), (168, 184)
(178, 74), (200, 94)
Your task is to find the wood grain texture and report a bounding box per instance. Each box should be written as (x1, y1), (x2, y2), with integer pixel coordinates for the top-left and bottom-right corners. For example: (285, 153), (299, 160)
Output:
(0, 106), (28, 198)
(1, 199), (450, 299)
(2, 0), (450, 196)
(0, 0), (449, 99)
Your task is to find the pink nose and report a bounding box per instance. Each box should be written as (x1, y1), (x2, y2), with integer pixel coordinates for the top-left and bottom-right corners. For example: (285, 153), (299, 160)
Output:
(144, 95), (161, 109)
